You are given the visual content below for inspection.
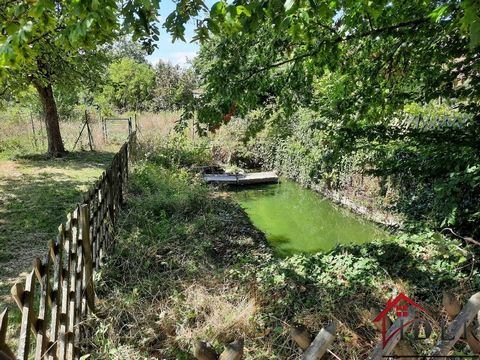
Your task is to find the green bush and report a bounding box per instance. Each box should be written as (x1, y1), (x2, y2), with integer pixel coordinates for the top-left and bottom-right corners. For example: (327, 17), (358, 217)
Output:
(140, 134), (212, 169)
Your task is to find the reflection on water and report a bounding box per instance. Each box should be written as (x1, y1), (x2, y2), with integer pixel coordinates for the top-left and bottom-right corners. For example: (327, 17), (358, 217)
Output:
(232, 179), (388, 256)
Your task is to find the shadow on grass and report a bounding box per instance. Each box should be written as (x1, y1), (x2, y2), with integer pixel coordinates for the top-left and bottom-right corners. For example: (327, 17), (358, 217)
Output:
(16, 150), (115, 171)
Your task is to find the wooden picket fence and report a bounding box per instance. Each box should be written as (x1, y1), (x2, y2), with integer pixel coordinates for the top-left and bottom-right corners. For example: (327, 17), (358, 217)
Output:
(0, 132), (136, 360)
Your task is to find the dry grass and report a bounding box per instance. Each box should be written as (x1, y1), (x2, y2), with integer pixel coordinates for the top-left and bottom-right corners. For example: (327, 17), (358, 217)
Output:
(85, 141), (477, 359)
(0, 110), (181, 159)
(137, 111), (180, 139)
(172, 285), (257, 343)
(2, 115), (476, 358)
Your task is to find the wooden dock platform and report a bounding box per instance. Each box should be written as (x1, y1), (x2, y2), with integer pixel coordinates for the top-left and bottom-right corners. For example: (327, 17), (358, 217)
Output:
(204, 171), (279, 185)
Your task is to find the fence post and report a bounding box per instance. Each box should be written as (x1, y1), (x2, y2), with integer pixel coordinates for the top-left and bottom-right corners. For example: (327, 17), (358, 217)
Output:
(58, 223), (70, 360)
(430, 292), (480, 356)
(48, 238), (62, 360)
(80, 205), (95, 312)
(2, 134), (136, 358)
(33, 256), (50, 360)
(16, 271), (35, 360)
(117, 151), (124, 206)
(368, 307), (416, 360)
(301, 321), (337, 360)
(0, 309), (15, 359)
(124, 142), (129, 182)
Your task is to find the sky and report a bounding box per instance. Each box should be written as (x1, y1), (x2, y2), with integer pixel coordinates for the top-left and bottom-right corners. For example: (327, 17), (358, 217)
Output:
(146, 0), (217, 67)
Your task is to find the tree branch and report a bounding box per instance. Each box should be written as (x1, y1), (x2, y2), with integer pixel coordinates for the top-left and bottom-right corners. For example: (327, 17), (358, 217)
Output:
(237, 17), (430, 83)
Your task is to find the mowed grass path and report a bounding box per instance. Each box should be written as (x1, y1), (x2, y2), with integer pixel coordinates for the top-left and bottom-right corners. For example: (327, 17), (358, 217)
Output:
(0, 151), (114, 321)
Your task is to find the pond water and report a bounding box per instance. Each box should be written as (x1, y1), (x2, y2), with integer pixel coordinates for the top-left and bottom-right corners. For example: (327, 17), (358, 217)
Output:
(232, 179), (388, 256)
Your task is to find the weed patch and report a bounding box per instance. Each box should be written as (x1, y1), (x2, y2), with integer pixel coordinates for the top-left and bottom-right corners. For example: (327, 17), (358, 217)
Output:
(90, 140), (479, 358)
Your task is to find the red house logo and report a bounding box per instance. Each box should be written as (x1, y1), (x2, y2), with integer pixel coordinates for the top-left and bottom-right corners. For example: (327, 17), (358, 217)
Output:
(373, 293), (430, 348)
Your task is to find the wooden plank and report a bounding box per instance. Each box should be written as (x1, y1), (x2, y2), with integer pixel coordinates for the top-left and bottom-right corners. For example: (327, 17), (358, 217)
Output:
(17, 271), (35, 360)
(118, 146), (125, 206)
(368, 307), (416, 360)
(97, 225), (103, 268)
(89, 189), (97, 268)
(58, 223), (70, 360)
(443, 292), (480, 353)
(11, 275), (39, 338)
(124, 141), (129, 181)
(204, 172), (279, 185)
(0, 309), (16, 359)
(301, 321), (337, 360)
(370, 307), (415, 358)
(80, 205), (95, 312)
(11, 282), (25, 312)
(430, 292), (480, 356)
(74, 230), (84, 360)
(34, 256), (51, 360)
(48, 236), (63, 360)
(67, 209), (79, 359)
(106, 167), (115, 226)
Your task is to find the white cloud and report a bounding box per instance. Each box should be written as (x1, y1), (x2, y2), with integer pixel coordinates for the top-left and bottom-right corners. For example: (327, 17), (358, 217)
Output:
(148, 51), (197, 68)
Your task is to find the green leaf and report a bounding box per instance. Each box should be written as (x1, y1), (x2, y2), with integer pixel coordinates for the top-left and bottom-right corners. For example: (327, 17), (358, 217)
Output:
(210, 1), (226, 17)
(236, 5), (251, 17)
(91, 0), (99, 10)
(429, 5), (449, 22)
(470, 19), (480, 47)
(6, 22), (20, 35)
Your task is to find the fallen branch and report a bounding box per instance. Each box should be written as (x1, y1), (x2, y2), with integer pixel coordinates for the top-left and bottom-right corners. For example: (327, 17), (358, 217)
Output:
(441, 228), (480, 247)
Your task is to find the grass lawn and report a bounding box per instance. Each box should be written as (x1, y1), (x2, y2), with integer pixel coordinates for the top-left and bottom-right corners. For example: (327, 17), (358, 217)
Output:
(0, 111), (178, 339)
(0, 150), (115, 328)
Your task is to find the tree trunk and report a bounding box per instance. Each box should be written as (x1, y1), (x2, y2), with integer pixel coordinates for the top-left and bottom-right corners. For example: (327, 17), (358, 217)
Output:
(34, 81), (66, 157)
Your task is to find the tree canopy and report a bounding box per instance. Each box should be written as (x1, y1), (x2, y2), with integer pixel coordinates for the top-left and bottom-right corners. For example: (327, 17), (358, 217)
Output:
(191, 0), (479, 126)
(101, 58), (156, 112)
(1, 0), (479, 155)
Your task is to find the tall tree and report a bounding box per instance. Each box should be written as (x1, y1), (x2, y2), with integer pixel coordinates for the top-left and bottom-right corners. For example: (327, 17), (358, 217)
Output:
(3, 0), (478, 155)
(101, 58), (156, 112)
(108, 37), (149, 64)
(0, 0), (161, 156)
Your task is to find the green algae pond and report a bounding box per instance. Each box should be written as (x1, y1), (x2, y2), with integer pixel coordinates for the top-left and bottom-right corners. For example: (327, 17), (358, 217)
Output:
(232, 179), (388, 256)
